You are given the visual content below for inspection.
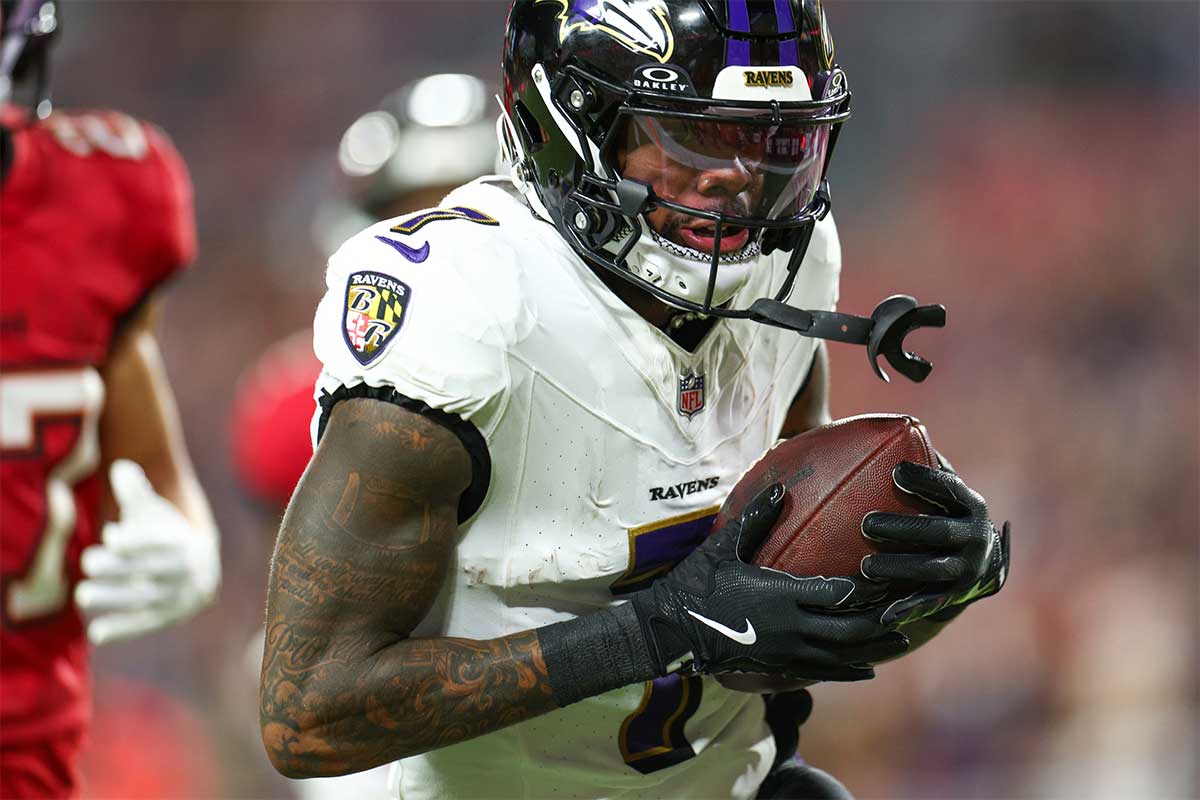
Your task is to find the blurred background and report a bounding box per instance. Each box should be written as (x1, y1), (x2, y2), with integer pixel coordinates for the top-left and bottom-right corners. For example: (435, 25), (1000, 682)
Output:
(46, 1), (1197, 797)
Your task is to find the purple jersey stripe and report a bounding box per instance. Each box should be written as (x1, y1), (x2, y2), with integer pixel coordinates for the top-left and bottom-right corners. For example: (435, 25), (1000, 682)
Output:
(775, 0), (799, 65)
(619, 673), (701, 773)
(725, 0), (752, 65)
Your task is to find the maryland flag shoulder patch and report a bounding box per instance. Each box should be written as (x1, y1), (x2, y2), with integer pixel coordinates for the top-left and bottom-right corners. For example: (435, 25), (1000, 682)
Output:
(342, 271), (411, 365)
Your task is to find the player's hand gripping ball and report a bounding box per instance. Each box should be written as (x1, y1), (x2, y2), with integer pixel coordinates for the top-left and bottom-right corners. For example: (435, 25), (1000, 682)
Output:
(715, 415), (942, 582)
(714, 414), (1010, 692)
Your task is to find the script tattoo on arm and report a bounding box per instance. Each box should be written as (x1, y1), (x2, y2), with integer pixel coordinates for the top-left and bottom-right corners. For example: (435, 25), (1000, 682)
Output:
(259, 398), (557, 779)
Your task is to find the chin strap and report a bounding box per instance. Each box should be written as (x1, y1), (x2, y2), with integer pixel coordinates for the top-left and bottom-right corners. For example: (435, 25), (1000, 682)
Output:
(748, 295), (946, 383)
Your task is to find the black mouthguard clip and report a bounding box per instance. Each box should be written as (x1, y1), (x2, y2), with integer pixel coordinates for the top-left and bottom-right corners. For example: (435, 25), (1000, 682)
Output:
(748, 295), (946, 383)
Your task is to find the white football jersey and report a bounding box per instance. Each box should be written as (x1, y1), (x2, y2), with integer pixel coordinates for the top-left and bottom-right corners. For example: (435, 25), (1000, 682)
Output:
(312, 176), (841, 799)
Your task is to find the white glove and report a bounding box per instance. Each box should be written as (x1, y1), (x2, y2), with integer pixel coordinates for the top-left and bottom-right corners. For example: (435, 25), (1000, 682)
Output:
(75, 459), (220, 645)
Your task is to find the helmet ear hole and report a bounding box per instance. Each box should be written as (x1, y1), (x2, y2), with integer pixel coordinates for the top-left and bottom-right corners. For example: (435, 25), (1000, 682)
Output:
(512, 100), (546, 154)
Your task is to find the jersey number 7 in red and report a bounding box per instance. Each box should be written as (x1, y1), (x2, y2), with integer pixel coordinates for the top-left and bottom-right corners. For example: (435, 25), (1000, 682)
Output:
(1, 368), (104, 623)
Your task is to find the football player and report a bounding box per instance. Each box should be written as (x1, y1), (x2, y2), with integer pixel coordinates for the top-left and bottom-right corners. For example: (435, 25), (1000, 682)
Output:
(232, 73), (497, 800)
(1, 2), (220, 797)
(260, 2), (1009, 798)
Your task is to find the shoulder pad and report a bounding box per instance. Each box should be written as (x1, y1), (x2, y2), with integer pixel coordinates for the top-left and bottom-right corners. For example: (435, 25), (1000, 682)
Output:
(38, 109), (195, 287)
(315, 195), (535, 425)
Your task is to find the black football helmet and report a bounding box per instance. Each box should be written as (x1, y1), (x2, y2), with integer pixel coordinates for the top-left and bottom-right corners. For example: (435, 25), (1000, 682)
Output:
(0, 0), (59, 118)
(500, 0), (945, 382)
(501, 0), (847, 312)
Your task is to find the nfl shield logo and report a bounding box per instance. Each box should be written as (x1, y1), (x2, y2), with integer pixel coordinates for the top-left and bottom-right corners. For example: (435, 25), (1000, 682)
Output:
(677, 371), (705, 419)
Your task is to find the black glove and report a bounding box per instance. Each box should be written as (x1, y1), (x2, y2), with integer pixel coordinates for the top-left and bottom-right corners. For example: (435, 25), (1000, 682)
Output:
(631, 484), (910, 682)
(860, 462), (1011, 626)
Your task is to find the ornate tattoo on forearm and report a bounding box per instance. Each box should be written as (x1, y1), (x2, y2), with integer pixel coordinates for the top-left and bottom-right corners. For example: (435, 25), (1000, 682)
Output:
(259, 399), (556, 778)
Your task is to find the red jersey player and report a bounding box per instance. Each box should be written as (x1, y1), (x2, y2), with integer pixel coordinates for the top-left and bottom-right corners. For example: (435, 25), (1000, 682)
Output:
(0, 2), (220, 797)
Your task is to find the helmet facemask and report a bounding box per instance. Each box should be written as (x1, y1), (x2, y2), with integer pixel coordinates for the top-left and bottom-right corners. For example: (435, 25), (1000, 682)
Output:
(523, 61), (850, 319)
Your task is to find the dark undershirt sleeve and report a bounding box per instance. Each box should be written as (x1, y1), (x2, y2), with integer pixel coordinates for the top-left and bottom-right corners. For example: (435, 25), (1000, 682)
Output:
(316, 383), (492, 523)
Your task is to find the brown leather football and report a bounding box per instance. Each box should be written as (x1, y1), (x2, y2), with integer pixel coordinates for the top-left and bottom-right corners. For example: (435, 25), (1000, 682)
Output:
(713, 414), (941, 694)
(716, 414), (941, 579)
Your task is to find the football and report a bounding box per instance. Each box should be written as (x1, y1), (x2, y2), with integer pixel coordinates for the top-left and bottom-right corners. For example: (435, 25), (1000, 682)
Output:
(713, 414), (942, 693)
(717, 413), (941, 579)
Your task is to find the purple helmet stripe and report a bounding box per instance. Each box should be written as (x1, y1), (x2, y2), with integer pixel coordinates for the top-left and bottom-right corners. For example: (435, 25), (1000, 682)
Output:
(725, 0), (751, 66)
(774, 0), (800, 65)
(724, 0), (754, 32)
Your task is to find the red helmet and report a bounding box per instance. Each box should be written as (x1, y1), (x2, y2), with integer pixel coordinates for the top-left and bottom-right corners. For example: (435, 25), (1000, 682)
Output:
(229, 331), (322, 511)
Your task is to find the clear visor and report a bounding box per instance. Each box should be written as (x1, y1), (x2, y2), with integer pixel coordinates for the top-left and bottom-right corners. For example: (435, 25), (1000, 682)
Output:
(617, 112), (831, 221)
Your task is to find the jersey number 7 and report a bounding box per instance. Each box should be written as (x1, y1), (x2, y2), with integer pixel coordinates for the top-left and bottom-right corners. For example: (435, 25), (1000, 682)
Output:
(1, 368), (104, 623)
(611, 506), (718, 774)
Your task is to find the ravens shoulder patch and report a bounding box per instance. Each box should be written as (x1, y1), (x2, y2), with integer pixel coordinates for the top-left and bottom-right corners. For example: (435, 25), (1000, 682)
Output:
(342, 270), (411, 365)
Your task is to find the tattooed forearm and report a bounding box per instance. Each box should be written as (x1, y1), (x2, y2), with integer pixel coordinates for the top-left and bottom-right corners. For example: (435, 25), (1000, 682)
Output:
(259, 398), (557, 779)
(261, 626), (555, 777)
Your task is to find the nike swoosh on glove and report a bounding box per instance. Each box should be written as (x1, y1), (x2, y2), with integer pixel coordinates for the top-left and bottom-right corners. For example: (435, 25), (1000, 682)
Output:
(630, 484), (909, 683)
(75, 460), (220, 645)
